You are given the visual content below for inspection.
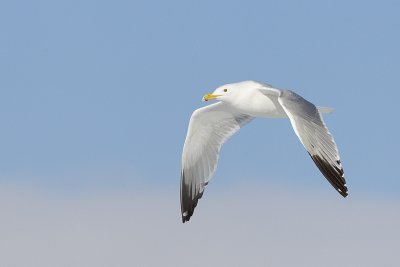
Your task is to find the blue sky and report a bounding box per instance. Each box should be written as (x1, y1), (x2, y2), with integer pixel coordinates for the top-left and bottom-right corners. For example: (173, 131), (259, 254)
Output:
(1, 1), (400, 266)
(1, 0), (399, 195)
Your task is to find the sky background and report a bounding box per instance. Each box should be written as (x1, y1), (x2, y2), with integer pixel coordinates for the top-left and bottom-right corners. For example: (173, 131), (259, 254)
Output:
(1, 0), (400, 266)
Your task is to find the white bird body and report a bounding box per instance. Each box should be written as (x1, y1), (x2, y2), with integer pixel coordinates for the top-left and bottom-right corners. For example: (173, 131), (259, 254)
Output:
(214, 81), (287, 118)
(180, 80), (347, 223)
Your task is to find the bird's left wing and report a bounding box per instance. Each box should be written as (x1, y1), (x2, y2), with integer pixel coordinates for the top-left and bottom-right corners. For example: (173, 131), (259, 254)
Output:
(181, 102), (253, 222)
(278, 90), (348, 197)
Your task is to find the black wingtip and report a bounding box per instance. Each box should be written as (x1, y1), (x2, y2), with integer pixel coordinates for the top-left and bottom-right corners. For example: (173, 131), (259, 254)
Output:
(182, 214), (190, 223)
(181, 190), (203, 223)
(180, 169), (204, 223)
(308, 153), (349, 198)
(338, 187), (349, 198)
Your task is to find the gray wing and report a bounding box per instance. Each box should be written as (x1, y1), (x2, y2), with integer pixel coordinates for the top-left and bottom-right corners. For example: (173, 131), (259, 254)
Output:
(181, 102), (253, 222)
(278, 90), (348, 197)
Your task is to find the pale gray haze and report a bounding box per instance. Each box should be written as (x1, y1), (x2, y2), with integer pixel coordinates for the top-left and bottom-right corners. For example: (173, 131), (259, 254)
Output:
(0, 185), (399, 266)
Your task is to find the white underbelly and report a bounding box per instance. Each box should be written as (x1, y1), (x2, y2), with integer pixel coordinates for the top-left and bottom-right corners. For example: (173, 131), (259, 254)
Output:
(232, 92), (287, 118)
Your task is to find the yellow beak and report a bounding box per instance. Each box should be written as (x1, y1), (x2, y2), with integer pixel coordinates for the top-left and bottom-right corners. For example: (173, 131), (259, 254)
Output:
(202, 93), (220, 102)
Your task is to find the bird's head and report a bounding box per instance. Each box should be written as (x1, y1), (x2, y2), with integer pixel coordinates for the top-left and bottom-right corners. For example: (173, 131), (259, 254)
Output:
(202, 80), (264, 103)
(202, 85), (232, 102)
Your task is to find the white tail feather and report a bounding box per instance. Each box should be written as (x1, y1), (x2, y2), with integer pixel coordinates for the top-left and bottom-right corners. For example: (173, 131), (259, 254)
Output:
(317, 106), (335, 114)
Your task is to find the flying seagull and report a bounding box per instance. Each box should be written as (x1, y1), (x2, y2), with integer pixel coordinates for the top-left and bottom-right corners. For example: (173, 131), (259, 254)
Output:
(180, 81), (347, 223)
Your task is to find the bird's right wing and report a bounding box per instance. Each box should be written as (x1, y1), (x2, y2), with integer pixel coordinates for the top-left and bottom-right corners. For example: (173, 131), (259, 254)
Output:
(181, 102), (253, 222)
(278, 90), (348, 197)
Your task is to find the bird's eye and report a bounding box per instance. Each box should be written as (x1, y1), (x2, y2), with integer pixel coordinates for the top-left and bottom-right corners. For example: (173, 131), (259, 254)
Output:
(223, 89), (228, 92)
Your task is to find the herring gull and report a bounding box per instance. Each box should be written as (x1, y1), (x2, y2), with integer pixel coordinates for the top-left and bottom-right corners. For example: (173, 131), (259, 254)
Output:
(180, 80), (347, 223)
